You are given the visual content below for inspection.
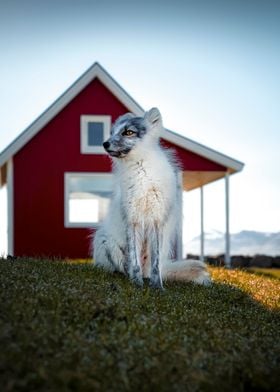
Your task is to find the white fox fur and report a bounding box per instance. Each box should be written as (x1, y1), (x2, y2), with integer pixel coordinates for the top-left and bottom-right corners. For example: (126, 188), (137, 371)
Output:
(93, 108), (211, 289)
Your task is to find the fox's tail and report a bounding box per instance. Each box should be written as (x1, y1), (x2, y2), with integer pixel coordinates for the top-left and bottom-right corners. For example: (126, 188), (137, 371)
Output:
(161, 259), (211, 285)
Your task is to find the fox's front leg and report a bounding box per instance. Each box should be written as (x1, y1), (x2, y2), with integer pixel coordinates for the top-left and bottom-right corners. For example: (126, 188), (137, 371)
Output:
(150, 225), (164, 290)
(127, 224), (143, 286)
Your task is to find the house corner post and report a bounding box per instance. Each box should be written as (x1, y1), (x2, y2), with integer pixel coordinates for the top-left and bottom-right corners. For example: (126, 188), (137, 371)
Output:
(176, 171), (183, 260)
(225, 172), (231, 268)
(200, 186), (204, 262)
(7, 158), (14, 256)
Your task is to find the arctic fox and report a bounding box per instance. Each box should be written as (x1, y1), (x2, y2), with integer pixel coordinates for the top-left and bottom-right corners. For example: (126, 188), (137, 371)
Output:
(93, 108), (211, 289)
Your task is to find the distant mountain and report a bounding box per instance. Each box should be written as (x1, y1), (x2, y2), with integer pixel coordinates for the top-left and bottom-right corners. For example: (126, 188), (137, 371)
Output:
(185, 230), (280, 256)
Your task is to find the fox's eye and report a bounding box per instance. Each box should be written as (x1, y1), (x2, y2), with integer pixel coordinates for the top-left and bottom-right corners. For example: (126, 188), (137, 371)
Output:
(122, 129), (135, 137)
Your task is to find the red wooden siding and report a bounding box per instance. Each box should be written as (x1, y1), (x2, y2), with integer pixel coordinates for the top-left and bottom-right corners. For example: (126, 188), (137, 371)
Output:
(13, 78), (128, 258)
(160, 140), (227, 171)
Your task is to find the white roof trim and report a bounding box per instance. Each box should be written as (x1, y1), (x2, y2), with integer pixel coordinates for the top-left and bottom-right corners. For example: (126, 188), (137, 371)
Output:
(161, 128), (244, 173)
(0, 62), (144, 167)
(0, 62), (244, 173)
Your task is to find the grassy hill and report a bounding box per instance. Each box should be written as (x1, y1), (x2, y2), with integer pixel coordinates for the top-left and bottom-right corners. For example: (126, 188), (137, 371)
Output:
(0, 258), (279, 391)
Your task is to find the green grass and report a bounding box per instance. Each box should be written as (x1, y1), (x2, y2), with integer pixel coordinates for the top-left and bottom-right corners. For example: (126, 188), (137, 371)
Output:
(245, 267), (280, 280)
(0, 258), (279, 392)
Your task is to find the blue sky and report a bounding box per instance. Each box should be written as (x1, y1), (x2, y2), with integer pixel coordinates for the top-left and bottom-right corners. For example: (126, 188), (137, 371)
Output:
(0, 0), (280, 253)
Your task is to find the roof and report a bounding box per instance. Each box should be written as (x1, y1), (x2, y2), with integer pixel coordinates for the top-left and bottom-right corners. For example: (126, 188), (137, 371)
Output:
(0, 62), (244, 189)
(161, 128), (244, 190)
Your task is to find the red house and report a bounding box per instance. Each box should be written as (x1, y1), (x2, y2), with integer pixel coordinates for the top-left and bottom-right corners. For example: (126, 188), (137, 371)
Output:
(0, 63), (244, 262)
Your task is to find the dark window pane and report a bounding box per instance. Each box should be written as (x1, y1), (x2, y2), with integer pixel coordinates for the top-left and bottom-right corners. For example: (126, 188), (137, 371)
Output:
(88, 122), (104, 146)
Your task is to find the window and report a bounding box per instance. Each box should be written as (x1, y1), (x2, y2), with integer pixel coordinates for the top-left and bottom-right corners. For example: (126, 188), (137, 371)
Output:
(64, 173), (113, 227)
(80, 115), (111, 154)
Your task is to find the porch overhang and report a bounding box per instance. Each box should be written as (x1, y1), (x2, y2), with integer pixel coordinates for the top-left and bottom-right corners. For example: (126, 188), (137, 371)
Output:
(182, 169), (235, 191)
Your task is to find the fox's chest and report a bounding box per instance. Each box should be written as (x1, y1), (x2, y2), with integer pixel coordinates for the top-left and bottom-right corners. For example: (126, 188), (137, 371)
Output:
(132, 185), (164, 211)
(122, 172), (173, 222)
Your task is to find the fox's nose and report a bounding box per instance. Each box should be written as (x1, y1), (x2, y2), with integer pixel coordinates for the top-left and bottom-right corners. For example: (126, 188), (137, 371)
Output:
(103, 141), (110, 150)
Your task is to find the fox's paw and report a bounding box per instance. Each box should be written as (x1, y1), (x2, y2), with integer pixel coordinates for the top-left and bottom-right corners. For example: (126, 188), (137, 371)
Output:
(131, 276), (144, 287)
(149, 279), (165, 291)
(130, 266), (144, 287)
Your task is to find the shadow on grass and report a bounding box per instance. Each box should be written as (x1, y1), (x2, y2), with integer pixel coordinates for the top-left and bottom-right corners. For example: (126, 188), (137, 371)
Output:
(0, 259), (279, 391)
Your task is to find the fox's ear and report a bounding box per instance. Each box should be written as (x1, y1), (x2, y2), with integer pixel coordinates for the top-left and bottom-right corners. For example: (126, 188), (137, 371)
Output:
(145, 107), (162, 126)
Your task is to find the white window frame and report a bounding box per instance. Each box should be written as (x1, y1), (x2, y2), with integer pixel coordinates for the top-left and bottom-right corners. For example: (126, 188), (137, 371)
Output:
(80, 115), (111, 154)
(64, 172), (113, 228)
